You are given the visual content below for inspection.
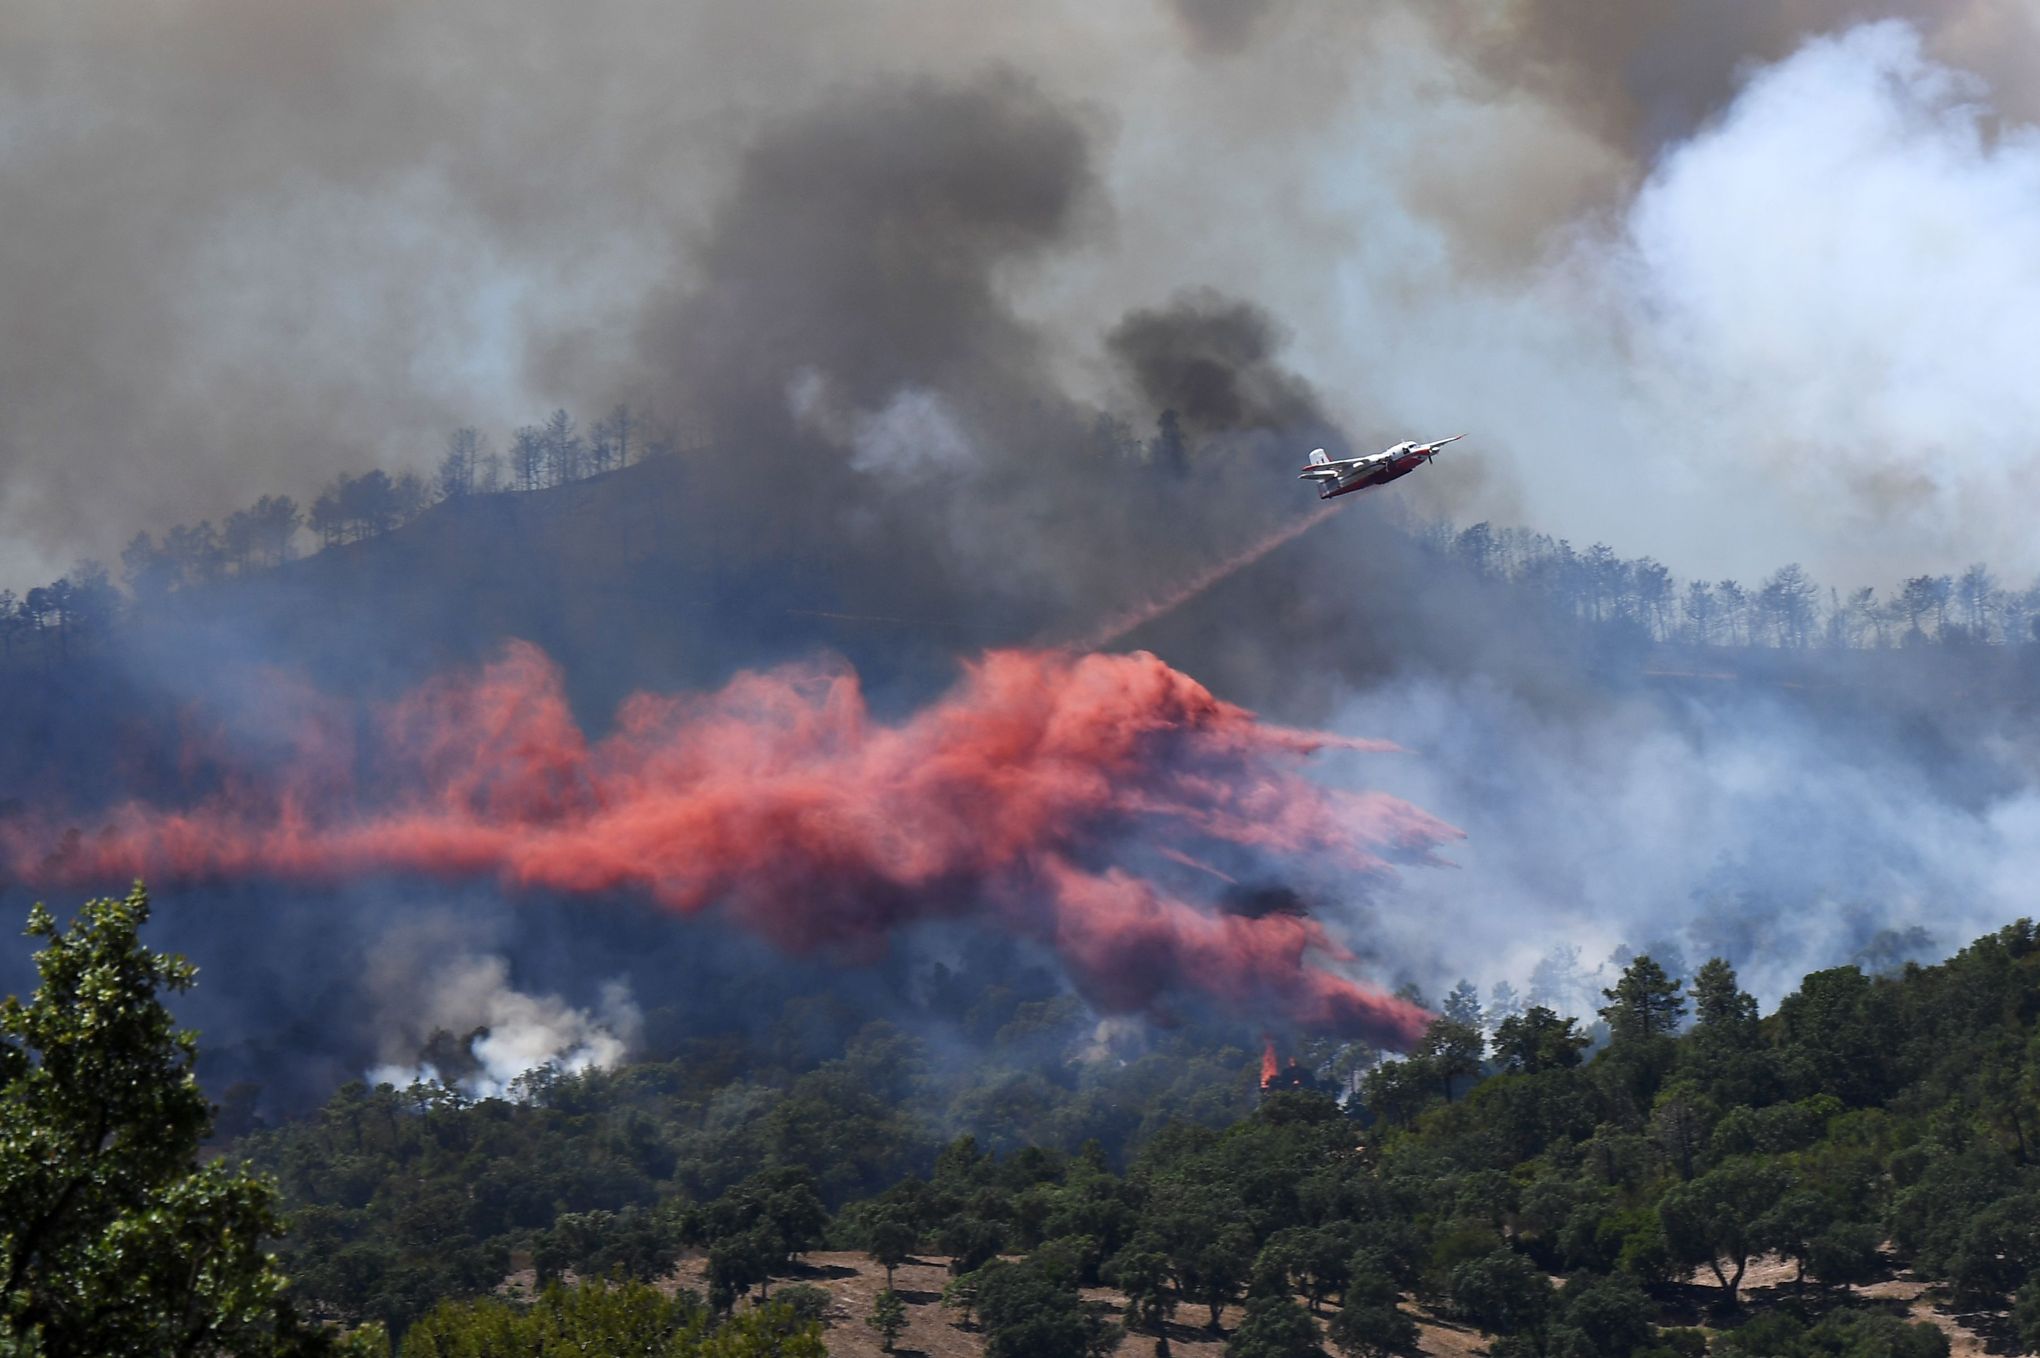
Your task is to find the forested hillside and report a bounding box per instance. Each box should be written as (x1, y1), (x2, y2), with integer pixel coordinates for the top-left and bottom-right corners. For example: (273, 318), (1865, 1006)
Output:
(13, 408), (2040, 681)
(6, 421), (2040, 1358)
(189, 900), (2040, 1357)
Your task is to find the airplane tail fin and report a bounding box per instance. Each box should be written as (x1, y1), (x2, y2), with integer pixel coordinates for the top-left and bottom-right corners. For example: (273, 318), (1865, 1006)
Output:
(1307, 448), (1330, 466)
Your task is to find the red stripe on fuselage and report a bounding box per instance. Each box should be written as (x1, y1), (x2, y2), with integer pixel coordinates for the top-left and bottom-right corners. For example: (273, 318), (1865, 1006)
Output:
(1326, 459), (1419, 498)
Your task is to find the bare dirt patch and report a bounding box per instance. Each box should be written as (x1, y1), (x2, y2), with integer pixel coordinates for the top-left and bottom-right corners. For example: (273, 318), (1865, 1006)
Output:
(655, 1251), (1478, 1358)
(1688, 1252), (2017, 1358)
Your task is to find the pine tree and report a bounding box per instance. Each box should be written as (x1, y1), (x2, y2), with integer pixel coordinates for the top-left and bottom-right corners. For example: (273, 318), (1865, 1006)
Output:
(1600, 955), (1687, 1043)
(1441, 979), (1484, 1031)
(1689, 958), (1758, 1033)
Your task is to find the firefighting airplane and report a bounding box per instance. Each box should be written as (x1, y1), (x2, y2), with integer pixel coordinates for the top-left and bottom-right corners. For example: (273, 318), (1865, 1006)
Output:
(1298, 434), (1464, 500)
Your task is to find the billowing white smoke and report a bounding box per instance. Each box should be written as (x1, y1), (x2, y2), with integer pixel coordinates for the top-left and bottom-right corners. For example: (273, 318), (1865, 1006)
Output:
(1333, 675), (2040, 1013)
(786, 368), (978, 481)
(366, 952), (642, 1101)
(1606, 20), (2040, 578)
(1325, 19), (2040, 587)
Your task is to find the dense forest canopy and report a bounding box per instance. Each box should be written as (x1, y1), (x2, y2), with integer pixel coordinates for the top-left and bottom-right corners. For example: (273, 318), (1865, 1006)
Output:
(12, 886), (2040, 1357)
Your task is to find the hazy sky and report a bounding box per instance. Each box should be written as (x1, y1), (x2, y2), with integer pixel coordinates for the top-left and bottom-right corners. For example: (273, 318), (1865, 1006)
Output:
(3, 0), (2038, 587)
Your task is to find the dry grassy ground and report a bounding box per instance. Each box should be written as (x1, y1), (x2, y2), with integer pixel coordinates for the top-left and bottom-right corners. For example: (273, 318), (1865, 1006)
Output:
(1695, 1254), (2019, 1358)
(648, 1250), (1481, 1358)
(500, 1249), (2027, 1356)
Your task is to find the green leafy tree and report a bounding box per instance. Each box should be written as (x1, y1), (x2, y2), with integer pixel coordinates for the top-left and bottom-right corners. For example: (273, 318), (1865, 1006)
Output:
(770, 1284), (831, 1329)
(1249, 1241), (1294, 1302)
(1415, 1019), (1485, 1102)
(1105, 1247), (1175, 1344)
(537, 1206), (678, 1285)
(867, 1289), (908, 1354)
(1600, 956), (1686, 1043)
(939, 1269), (983, 1329)
(1688, 959), (1757, 1033)
(1441, 980), (1484, 1031)
(1773, 967), (1891, 1106)
(1546, 1272), (1657, 1358)
(400, 1282), (822, 1357)
(2014, 1275), (2040, 1355)
(1757, 1190), (1834, 1288)
(1274, 1227), (1352, 1313)
(1327, 1269), (1415, 1358)
(974, 1257), (1120, 1358)
(1658, 1158), (1789, 1305)
(684, 1168), (830, 1307)
(1358, 1060), (1437, 1129)
(1446, 1249), (1554, 1336)
(1942, 1194), (2040, 1304)
(938, 1215), (1005, 1276)
(1680, 959), (1774, 1105)
(1492, 1007), (1589, 1075)
(1179, 1222), (1253, 1331)
(1805, 1221), (1883, 1290)
(705, 1234), (772, 1313)
(0, 885), (353, 1357)
(1715, 1305), (1948, 1358)
(1145, 1181), (1254, 1331)
(865, 1213), (917, 1291)
(1224, 1293), (1323, 1358)
(1649, 1081), (1718, 1182)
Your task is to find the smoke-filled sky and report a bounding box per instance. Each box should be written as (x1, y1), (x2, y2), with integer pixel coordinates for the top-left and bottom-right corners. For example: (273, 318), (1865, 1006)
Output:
(9, 0), (2040, 1099)
(5, 0), (2040, 586)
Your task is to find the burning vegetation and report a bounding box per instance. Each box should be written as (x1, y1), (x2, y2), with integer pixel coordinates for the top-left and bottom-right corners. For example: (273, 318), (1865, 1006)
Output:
(1259, 1037), (1324, 1096)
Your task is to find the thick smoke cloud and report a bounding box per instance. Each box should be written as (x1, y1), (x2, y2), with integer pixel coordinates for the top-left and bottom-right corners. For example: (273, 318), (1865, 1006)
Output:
(1415, 0), (1950, 153)
(1162, 0), (1278, 57)
(1339, 663), (2040, 1011)
(1602, 23), (2040, 575)
(364, 944), (642, 1100)
(1105, 293), (1339, 451)
(1334, 19), (2040, 583)
(1418, 0), (2040, 152)
(5, 1), (2038, 585)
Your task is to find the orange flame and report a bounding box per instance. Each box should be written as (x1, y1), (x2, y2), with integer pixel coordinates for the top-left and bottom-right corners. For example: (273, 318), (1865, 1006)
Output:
(1261, 1037), (1280, 1088)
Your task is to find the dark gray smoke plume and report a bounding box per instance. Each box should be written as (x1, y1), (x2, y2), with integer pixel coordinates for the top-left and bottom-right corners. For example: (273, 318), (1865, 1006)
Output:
(1106, 292), (1339, 451)
(1163, 0), (1278, 56)
(1420, 0), (2040, 151)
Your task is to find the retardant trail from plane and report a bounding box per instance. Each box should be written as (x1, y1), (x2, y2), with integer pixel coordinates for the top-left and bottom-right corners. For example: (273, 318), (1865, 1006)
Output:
(1075, 502), (1344, 652)
(5, 643), (1454, 1045)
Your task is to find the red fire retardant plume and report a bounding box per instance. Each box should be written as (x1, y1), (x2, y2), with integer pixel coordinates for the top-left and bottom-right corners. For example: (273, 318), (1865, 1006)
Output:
(9, 644), (1457, 1047)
